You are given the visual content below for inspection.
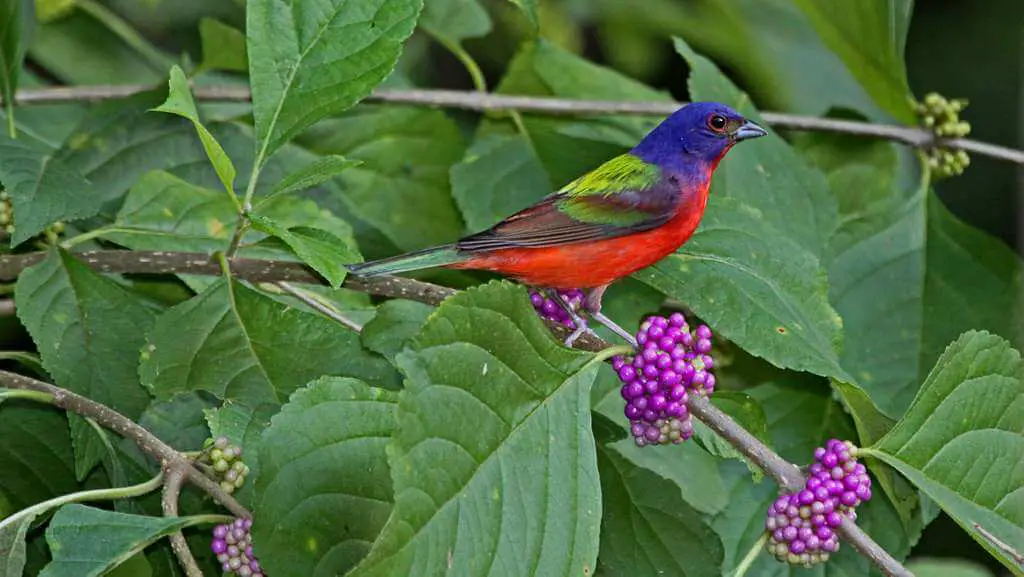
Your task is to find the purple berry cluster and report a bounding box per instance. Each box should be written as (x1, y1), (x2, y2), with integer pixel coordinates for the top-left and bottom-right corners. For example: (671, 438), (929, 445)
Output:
(764, 439), (873, 567)
(529, 288), (586, 329)
(211, 518), (263, 576)
(615, 313), (715, 447)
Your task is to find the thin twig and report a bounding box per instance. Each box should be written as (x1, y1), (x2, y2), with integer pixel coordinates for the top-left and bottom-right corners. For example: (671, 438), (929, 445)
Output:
(162, 462), (204, 577)
(275, 281), (364, 331)
(4, 85), (1021, 165)
(0, 299), (14, 317)
(973, 522), (1024, 565)
(1, 249), (910, 575)
(0, 370), (249, 518)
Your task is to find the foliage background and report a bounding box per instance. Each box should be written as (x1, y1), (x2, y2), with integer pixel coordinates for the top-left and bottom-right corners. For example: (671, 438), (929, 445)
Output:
(0, 0), (1021, 576)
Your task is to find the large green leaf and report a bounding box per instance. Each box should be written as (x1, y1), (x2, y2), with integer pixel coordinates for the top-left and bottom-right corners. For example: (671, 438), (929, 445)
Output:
(905, 558), (995, 577)
(249, 214), (359, 288)
(674, 36), (837, 256)
(246, 0), (423, 160)
(253, 377), (398, 576)
(0, 403), (77, 514)
(140, 276), (399, 407)
(449, 132), (551, 233)
(15, 249), (155, 479)
(349, 282), (606, 576)
(359, 299), (432, 362)
(595, 444), (723, 577)
(295, 105), (465, 252)
(636, 197), (846, 381)
(869, 331), (1024, 573)
(0, 136), (99, 245)
(198, 18), (247, 73)
(39, 505), (201, 577)
(0, 513), (31, 577)
(0, 0), (32, 137)
(791, 0), (914, 122)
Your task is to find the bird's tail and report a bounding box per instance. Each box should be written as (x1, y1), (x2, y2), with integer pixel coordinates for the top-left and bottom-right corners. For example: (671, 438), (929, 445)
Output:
(346, 244), (466, 278)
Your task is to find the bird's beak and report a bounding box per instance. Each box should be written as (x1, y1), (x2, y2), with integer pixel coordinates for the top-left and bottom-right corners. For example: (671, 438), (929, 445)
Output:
(734, 120), (767, 141)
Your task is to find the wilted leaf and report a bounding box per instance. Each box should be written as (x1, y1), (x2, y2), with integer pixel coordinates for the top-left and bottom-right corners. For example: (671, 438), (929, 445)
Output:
(39, 505), (199, 577)
(253, 377), (398, 576)
(250, 213), (359, 287)
(140, 276), (399, 407)
(450, 132), (551, 232)
(636, 197), (846, 382)
(869, 331), (1024, 573)
(0, 136), (99, 245)
(247, 0), (423, 158)
(596, 445), (723, 577)
(15, 249), (155, 479)
(152, 65), (237, 199)
(198, 18), (247, 73)
(349, 282), (605, 576)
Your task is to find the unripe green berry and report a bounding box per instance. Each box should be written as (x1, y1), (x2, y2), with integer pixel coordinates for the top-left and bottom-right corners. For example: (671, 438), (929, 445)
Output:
(232, 460), (246, 473)
(234, 476), (245, 488)
(214, 459), (230, 473)
(220, 480), (235, 494)
(210, 448), (223, 461)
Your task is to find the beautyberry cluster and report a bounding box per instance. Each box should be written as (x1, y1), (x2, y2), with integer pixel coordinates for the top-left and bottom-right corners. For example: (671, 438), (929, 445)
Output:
(529, 288), (587, 329)
(615, 313), (715, 447)
(203, 436), (249, 494)
(211, 517), (263, 576)
(912, 92), (971, 178)
(0, 190), (65, 245)
(764, 439), (872, 567)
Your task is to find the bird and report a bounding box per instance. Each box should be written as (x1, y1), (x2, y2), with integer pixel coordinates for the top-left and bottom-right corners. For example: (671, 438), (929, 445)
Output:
(346, 101), (767, 347)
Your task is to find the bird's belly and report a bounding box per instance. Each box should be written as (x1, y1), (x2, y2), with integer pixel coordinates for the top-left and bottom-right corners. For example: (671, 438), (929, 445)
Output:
(455, 221), (693, 289)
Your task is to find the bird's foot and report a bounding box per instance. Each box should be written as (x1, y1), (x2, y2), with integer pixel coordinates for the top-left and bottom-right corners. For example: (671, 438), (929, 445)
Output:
(591, 311), (639, 349)
(563, 323), (599, 347)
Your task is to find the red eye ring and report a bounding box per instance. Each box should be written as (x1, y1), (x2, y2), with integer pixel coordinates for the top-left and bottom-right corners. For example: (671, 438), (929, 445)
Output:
(707, 114), (728, 132)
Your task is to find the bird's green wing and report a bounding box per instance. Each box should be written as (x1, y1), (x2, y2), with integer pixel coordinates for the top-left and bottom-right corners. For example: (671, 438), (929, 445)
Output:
(457, 153), (676, 252)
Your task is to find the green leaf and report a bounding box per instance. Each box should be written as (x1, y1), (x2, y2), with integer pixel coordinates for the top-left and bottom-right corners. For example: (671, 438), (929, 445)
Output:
(0, 0), (33, 138)
(295, 105), (465, 252)
(506, 0), (538, 29)
(263, 155), (361, 202)
(595, 444), (723, 577)
(791, 0), (914, 122)
(246, 0), (423, 160)
(870, 331), (1024, 573)
(904, 558), (995, 577)
(636, 197), (846, 381)
(15, 249), (155, 479)
(0, 508), (32, 577)
(692, 391), (769, 482)
(673, 36), (837, 256)
(204, 401), (276, 508)
(359, 299), (432, 361)
(39, 505), (202, 577)
(349, 282), (604, 576)
(419, 0), (491, 44)
(0, 403), (78, 516)
(450, 132), (551, 233)
(141, 276), (399, 407)
(152, 65), (237, 201)
(253, 377), (397, 576)
(138, 393), (216, 452)
(249, 214), (357, 288)
(0, 135), (98, 245)
(198, 18), (247, 72)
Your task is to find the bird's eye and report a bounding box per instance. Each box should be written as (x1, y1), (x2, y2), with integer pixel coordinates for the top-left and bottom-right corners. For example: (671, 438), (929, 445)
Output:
(707, 114), (728, 132)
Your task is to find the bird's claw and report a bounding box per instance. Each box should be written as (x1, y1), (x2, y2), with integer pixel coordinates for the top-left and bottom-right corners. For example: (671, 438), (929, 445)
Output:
(563, 323), (599, 347)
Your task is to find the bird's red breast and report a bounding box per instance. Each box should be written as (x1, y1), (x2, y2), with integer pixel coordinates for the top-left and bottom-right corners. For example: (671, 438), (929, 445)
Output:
(451, 180), (711, 289)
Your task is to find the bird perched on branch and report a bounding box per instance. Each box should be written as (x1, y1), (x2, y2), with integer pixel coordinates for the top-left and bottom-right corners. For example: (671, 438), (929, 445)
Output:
(347, 101), (766, 347)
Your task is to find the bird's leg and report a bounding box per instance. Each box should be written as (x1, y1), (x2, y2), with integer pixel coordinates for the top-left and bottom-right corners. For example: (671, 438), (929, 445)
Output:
(544, 288), (596, 347)
(584, 285), (639, 349)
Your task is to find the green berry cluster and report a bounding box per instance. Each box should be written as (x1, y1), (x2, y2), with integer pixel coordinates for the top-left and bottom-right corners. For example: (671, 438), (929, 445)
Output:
(912, 92), (971, 178)
(0, 189), (66, 245)
(203, 436), (250, 494)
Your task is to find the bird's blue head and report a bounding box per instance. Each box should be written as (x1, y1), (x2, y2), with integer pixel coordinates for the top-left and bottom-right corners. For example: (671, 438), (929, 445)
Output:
(632, 101), (766, 173)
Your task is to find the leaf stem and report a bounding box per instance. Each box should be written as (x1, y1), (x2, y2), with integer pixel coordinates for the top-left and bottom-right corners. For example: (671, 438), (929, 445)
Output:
(0, 472), (164, 535)
(5, 102), (15, 139)
(733, 532), (768, 577)
(0, 388), (53, 404)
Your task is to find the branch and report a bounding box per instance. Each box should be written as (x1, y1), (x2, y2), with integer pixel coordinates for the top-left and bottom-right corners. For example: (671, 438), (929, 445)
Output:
(162, 462), (204, 577)
(0, 250), (911, 576)
(0, 370), (249, 518)
(5, 85), (1022, 165)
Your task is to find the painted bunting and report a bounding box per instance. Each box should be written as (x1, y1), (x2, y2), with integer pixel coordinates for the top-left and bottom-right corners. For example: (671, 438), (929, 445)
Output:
(347, 102), (766, 346)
